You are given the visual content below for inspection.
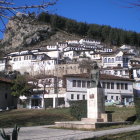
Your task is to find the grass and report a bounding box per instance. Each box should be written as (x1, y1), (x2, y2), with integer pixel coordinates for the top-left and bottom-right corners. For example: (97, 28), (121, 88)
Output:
(0, 106), (137, 128)
(106, 106), (136, 122)
(0, 108), (76, 128)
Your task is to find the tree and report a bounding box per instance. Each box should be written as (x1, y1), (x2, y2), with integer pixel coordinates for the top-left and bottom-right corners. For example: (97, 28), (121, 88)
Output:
(0, 0), (57, 32)
(11, 75), (33, 97)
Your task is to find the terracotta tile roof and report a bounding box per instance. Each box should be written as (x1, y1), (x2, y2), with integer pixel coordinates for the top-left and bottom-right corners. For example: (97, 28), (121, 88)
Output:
(100, 74), (134, 81)
(63, 73), (134, 82)
(102, 66), (126, 70)
(63, 73), (90, 78)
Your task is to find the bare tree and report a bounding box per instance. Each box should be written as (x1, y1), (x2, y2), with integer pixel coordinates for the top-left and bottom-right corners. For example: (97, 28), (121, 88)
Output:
(0, 0), (57, 32)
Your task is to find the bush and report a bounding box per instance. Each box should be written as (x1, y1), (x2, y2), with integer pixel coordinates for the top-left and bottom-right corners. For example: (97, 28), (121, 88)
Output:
(69, 100), (87, 120)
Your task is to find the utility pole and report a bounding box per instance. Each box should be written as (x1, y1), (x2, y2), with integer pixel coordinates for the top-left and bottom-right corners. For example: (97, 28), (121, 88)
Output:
(55, 46), (59, 108)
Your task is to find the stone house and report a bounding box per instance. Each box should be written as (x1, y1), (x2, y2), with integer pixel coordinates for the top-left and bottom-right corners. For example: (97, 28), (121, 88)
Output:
(0, 77), (17, 110)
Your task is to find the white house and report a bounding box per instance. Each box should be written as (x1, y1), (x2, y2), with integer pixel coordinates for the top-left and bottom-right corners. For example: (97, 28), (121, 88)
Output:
(100, 74), (134, 105)
(64, 73), (134, 107)
(64, 74), (89, 107)
(101, 67), (129, 78)
(102, 50), (134, 68)
(7, 50), (57, 75)
(79, 39), (101, 45)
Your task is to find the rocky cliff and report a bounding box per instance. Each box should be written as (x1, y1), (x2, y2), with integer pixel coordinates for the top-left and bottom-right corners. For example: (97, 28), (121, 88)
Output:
(0, 13), (80, 52)
(0, 13), (51, 51)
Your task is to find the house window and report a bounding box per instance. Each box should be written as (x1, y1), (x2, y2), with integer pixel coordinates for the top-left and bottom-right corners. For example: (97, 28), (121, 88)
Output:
(112, 58), (114, 63)
(116, 56), (119, 61)
(83, 95), (85, 100)
(5, 93), (7, 100)
(111, 82), (114, 89)
(73, 80), (76, 87)
(82, 81), (86, 88)
(102, 82), (106, 89)
(77, 80), (81, 87)
(111, 96), (113, 99)
(105, 96), (107, 100)
(71, 94), (74, 99)
(125, 83), (128, 90)
(116, 96), (119, 101)
(77, 94), (80, 100)
(114, 71), (117, 75)
(119, 56), (122, 61)
(107, 82), (110, 89)
(104, 58), (107, 63)
(108, 58), (111, 63)
(121, 83), (124, 89)
(87, 81), (91, 88)
(117, 83), (120, 89)
(120, 70), (122, 75)
(125, 70), (128, 75)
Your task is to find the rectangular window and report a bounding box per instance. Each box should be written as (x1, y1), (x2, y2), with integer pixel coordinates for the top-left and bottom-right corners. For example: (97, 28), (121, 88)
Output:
(77, 80), (81, 87)
(102, 82), (106, 89)
(111, 96), (113, 99)
(125, 70), (128, 75)
(73, 80), (76, 87)
(111, 82), (114, 89)
(71, 94), (74, 99)
(77, 94), (80, 100)
(87, 81), (91, 88)
(117, 83), (120, 89)
(83, 95), (85, 100)
(125, 83), (128, 90)
(116, 96), (118, 101)
(120, 70), (122, 75)
(82, 81), (86, 88)
(121, 83), (124, 89)
(107, 82), (110, 89)
(114, 71), (117, 75)
(105, 96), (107, 100)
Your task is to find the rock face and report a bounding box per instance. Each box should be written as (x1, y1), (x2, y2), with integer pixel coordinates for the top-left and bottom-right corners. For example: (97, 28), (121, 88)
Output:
(0, 13), (81, 52)
(0, 13), (52, 50)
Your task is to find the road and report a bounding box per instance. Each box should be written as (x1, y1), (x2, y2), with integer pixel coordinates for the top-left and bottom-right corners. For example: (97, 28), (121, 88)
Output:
(1, 125), (140, 140)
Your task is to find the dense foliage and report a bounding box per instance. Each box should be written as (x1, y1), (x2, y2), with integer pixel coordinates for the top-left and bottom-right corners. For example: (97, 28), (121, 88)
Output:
(69, 100), (87, 120)
(38, 13), (140, 47)
(11, 75), (33, 97)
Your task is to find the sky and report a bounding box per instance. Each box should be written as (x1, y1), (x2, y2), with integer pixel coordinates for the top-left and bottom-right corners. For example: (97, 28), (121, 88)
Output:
(0, 0), (140, 39)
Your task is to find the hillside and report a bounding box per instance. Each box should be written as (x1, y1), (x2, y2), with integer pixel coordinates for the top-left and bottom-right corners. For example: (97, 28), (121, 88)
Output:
(0, 13), (140, 53)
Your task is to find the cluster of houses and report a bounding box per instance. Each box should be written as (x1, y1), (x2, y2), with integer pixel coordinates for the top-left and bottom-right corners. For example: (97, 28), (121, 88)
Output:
(0, 38), (140, 109)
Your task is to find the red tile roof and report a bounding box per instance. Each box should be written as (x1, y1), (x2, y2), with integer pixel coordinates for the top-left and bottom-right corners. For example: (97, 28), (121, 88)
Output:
(100, 74), (134, 81)
(64, 73), (134, 82)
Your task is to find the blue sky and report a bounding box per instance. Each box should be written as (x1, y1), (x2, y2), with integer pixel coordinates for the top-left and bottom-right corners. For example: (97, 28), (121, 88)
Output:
(0, 0), (140, 39)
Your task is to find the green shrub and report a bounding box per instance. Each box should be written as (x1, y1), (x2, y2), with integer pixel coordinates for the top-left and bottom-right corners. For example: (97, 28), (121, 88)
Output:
(69, 100), (87, 120)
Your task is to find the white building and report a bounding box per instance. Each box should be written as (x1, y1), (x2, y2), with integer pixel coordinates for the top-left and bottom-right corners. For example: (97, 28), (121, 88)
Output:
(100, 74), (134, 105)
(79, 39), (100, 45)
(101, 67), (129, 78)
(64, 73), (134, 107)
(102, 51), (134, 68)
(23, 76), (65, 109)
(7, 50), (57, 75)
